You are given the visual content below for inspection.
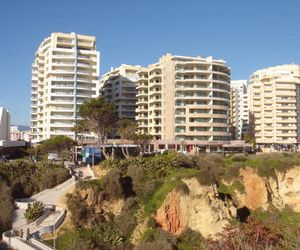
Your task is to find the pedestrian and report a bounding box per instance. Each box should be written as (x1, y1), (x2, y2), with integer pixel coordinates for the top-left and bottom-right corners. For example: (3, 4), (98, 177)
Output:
(20, 229), (24, 239)
(26, 228), (31, 242)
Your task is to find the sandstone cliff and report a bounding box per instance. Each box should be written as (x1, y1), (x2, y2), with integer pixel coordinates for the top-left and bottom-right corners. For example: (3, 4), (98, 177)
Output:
(236, 166), (300, 212)
(155, 178), (236, 238)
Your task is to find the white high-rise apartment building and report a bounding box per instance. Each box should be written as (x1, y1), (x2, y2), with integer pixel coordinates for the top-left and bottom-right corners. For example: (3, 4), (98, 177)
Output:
(30, 32), (100, 143)
(136, 54), (231, 142)
(0, 107), (10, 141)
(100, 64), (141, 120)
(230, 80), (249, 139)
(248, 64), (300, 148)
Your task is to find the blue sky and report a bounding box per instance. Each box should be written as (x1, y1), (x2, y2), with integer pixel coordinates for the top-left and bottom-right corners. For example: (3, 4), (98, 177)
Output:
(0, 0), (300, 125)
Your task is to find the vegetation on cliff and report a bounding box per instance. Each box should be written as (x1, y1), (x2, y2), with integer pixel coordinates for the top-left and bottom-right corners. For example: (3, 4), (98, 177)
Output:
(60, 152), (300, 249)
(0, 160), (70, 234)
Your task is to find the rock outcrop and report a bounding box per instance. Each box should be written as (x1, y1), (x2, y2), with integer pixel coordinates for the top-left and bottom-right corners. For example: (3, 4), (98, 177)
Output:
(77, 187), (124, 216)
(272, 167), (300, 212)
(234, 166), (300, 212)
(155, 178), (236, 238)
(236, 167), (269, 210)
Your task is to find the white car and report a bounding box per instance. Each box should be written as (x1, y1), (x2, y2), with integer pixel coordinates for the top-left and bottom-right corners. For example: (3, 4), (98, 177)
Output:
(48, 153), (61, 161)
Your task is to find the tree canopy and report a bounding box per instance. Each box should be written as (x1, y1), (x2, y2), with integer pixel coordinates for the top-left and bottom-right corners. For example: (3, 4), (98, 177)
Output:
(78, 97), (119, 159)
(40, 135), (76, 161)
(117, 119), (138, 158)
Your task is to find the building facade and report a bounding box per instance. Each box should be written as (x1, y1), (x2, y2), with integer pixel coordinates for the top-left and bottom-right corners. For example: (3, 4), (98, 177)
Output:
(99, 64), (141, 120)
(248, 64), (300, 149)
(30, 32), (100, 143)
(136, 54), (231, 143)
(10, 126), (32, 142)
(0, 107), (10, 141)
(230, 80), (249, 139)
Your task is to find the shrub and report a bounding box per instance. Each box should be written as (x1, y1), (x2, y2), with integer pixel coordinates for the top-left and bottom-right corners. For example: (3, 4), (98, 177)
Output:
(24, 201), (45, 223)
(218, 180), (245, 197)
(103, 169), (126, 200)
(175, 182), (190, 195)
(136, 180), (158, 204)
(0, 160), (70, 198)
(177, 229), (205, 250)
(127, 164), (145, 195)
(55, 224), (131, 250)
(230, 153), (248, 163)
(0, 180), (13, 234)
(223, 163), (242, 182)
(135, 240), (174, 250)
(205, 216), (293, 249)
(172, 153), (195, 168)
(138, 227), (176, 250)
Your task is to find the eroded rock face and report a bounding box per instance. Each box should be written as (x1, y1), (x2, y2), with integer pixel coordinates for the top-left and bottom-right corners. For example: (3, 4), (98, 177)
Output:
(237, 167), (269, 210)
(155, 178), (236, 238)
(271, 167), (300, 212)
(235, 166), (300, 212)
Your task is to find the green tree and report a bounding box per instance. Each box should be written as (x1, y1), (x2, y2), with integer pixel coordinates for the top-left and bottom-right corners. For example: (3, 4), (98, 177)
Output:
(117, 119), (137, 158)
(41, 135), (76, 163)
(73, 119), (89, 145)
(132, 133), (153, 156)
(242, 132), (256, 146)
(78, 97), (119, 159)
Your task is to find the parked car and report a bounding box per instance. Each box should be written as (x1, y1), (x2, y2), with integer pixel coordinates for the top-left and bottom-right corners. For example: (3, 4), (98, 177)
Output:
(48, 153), (62, 161)
(0, 155), (9, 162)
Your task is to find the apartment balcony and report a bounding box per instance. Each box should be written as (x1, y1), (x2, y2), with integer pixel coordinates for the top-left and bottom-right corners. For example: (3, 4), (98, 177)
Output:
(136, 83), (148, 90)
(276, 133), (297, 137)
(136, 115), (148, 121)
(276, 99), (295, 104)
(50, 123), (74, 128)
(276, 126), (297, 130)
(276, 92), (296, 97)
(52, 61), (75, 66)
(138, 75), (148, 81)
(211, 96), (229, 102)
(50, 100), (74, 105)
(51, 85), (74, 89)
(50, 115), (74, 120)
(77, 77), (96, 83)
(184, 131), (212, 136)
(77, 93), (93, 98)
(52, 54), (75, 58)
(277, 119), (297, 123)
(137, 106), (148, 112)
(136, 91), (148, 97)
(51, 108), (74, 112)
(137, 99), (148, 105)
(53, 77), (74, 81)
(276, 112), (297, 116)
(49, 131), (74, 136)
(276, 106), (296, 110)
(77, 54), (91, 60)
(276, 85), (295, 90)
(51, 92), (73, 97)
(77, 70), (95, 76)
(149, 80), (161, 88)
